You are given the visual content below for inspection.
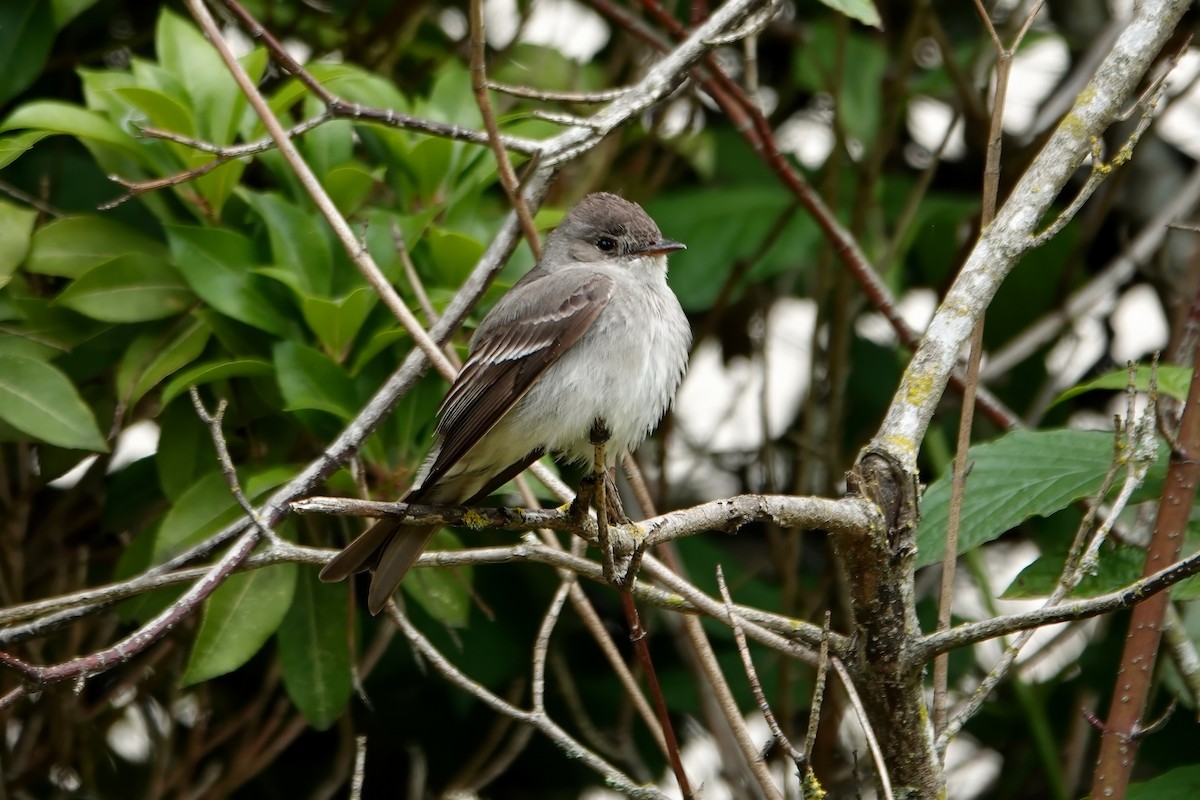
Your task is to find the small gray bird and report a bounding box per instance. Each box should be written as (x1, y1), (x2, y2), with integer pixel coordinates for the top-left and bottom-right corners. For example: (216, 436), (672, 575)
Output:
(319, 193), (691, 614)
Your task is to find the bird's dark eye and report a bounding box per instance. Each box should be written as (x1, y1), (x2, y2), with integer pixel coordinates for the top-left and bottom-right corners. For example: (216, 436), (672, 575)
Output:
(596, 236), (617, 252)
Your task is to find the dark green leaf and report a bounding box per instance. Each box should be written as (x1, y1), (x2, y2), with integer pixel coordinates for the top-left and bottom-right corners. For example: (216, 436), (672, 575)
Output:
(0, 353), (107, 451)
(167, 225), (294, 335)
(154, 466), (293, 560)
(794, 20), (886, 142)
(26, 216), (166, 279)
(425, 227), (484, 288)
(1002, 544), (1143, 599)
(273, 341), (359, 420)
(161, 358), (273, 406)
(155, 398), (212, 502)
(0, 130), (51, 170)
(301, 287), (376, 361)
(51, 0), (99, 27)
(1127, 764), (1200, 800)
(0, 1), (55, 106)
(324, 163), (378, 215)
(277, 568), (353, 729)
(917, 429), (1167, 568)
(1055, 364), (1192, 406)
(183, 562), (297, 685)
(116, 317), (210, 409)
(243, 191), (333, 295)
(404, 529), (471, 628)
(55, 253), (194, 322)
(647, 188), (818, 311)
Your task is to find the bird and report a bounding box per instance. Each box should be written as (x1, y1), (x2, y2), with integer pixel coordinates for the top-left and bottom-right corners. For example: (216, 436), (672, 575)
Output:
(319, 192), (691, 614)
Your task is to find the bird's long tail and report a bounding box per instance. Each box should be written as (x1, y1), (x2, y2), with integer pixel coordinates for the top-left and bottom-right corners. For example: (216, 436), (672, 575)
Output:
(319, 518), (440, 615)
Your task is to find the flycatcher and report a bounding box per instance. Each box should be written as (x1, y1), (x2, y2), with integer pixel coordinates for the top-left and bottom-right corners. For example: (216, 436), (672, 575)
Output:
(320, 192), (691, 614)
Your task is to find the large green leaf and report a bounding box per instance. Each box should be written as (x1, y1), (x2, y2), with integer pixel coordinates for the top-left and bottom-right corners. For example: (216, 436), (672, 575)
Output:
(0, 354), (108, 451)
(0, 130), (51, 170)
(152, 9), (267, 149)
(646, 187), (819, 311)
(273, 341), (359, 420)
(55, 253), (194, 322)
(0, 100), (137, 153)
(154, 466), (293, 560)
(167, 225), (294, 335)
(183, 562), (297, 685)
(794, 19), (887, 142)
(1004, 541), (1200, 601)
(277, 568), (353, 730)
(300, 287), (376, 361)
(403, 529), (472, 628)
(243, 191), (333, 296)
(917, 429), (1167, 568)
(0, 1), (55, 106)
(1127, 764), (1200, 800)
(0, 199), (37, 288)
(1055, 364), (1192, 406)
(26, 215), (167, 279)
(161, 358), (273, 406)
(116, 317), (210, 409)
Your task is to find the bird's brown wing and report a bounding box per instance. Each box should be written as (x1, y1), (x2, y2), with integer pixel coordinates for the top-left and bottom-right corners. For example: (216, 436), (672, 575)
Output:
(418, 270), (614, 491)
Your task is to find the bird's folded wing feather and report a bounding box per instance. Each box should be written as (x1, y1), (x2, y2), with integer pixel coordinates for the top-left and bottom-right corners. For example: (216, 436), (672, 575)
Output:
(418, 270), (614, 489)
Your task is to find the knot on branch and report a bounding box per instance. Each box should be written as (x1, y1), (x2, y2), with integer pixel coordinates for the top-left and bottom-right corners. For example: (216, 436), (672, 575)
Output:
(846, 451), (919, 560)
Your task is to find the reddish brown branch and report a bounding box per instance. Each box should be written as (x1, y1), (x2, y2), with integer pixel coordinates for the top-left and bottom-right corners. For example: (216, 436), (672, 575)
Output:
(1090, 292), (1200, 798)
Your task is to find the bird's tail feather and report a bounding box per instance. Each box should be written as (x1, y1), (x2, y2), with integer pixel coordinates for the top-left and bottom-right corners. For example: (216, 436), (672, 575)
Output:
(319, 518), (440, 615)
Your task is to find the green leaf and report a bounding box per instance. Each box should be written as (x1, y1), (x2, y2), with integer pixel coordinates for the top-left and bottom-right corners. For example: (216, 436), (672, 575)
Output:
(1003, 544), (1144, 599)
(155, 8), (249, 145)
(425, 228), (484, 289)
(324, 163), (378, 215)
(1055, 364), (1192, 406)
(917, 429), (1167, 568)
(403, 529), (471, 628)
(0, 1), (55, 106)
(243, 192), (333, 295)
(155, 398), (212, 502)
(154, 466), (293, 559)
(116, 317), (210, 409)
(183, 562), (297, 685)
(0, 354), (107, 451)
(161, 358), (273, 406)
(26, 216), (167, 279)
(0, 100), (137, 153)
(0, 130), (51, 170)
(115, 85), (196, 140)
(794, 20), (887, 142)
(0, 199), (37, 289)
(1006, 542), (1200, 601)
(814, 0), (881, 28)
(51, 0), (100, 27)
(301, 288), (376, 361)
(647, 187), (818, 310)
(273, 341), (359, 420)
(277, 568), (353, 730)
(1127, 764), (1200, 800)
(167, 225), (294, 336)
(55, 253), (194, 322)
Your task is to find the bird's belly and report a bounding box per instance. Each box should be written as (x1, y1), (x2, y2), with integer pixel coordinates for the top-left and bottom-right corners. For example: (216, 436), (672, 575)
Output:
(504, 297), (689, 465)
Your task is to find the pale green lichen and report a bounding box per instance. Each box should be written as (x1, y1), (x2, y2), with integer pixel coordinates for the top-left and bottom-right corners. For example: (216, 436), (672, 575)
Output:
(462, 509), (491, 530)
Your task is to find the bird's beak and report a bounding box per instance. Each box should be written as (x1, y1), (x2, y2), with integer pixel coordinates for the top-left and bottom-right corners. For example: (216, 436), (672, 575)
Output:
(636, 239), (686, 257)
